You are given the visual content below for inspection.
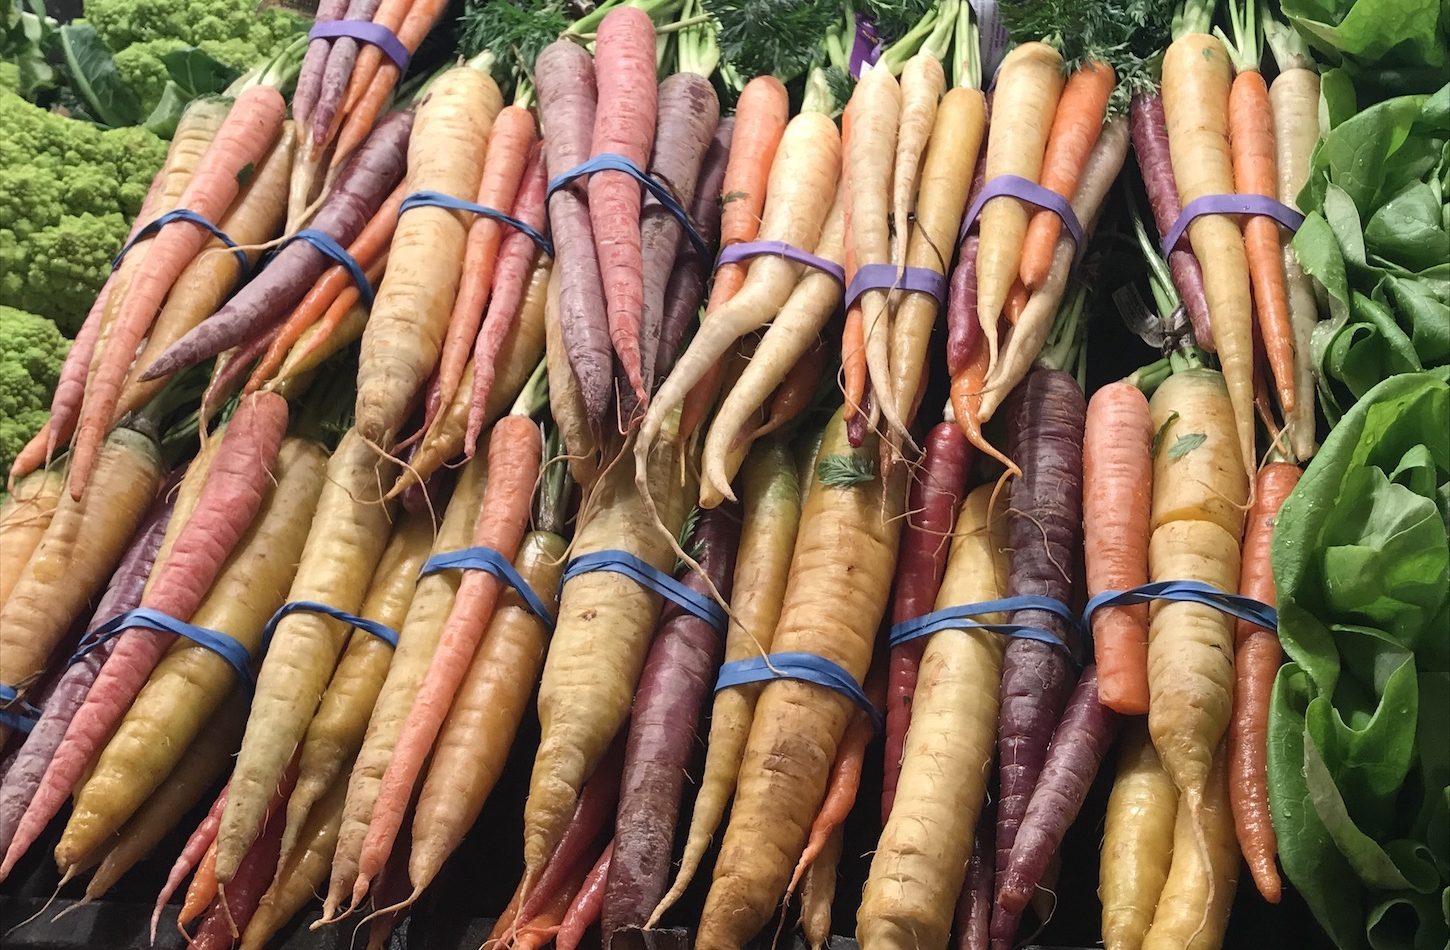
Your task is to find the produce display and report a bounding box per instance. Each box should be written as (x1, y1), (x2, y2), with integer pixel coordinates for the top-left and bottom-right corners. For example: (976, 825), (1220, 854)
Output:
(0, 0), (1445, 948)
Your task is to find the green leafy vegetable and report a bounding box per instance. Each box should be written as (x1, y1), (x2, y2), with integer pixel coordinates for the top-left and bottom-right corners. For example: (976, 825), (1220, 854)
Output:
(1269, 372), (1450, 950)
(58, 23), (141, 128)
(1281, 0), (1448, 99)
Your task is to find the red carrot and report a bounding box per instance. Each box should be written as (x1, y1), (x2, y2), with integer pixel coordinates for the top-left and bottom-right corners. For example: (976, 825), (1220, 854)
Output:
(560, 842), (614, 950)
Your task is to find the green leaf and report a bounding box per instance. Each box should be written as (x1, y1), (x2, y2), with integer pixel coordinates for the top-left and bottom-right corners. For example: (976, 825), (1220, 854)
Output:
(142, 81), (189, 138)
(1165, 432), (1206, 459)
(57, 23), (139, 128)
(160, 46), (239, 99)
(1281, 0), (1446, 87)
(1150, 410), (1179, 457)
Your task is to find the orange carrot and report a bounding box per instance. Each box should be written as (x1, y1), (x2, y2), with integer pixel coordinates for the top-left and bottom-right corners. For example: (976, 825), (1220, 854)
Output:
(1229, 460), (1299, 904)
(949, 340), (1016, 475)
(68, 87), (287, 498)
(1084, 382), (1154, 713)
(1018, 61), (1115, 291)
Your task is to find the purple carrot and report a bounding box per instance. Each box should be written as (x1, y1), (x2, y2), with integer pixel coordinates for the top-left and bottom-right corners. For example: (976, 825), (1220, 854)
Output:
(536, 40), (610, 428)
(309, 0), (384, 147)
(993, 664), (1119, 939)
(1129, 92), (1214, 352)
(655, 117), (733, 384)
(946, 149), (990, 378)
(955, 797), (996, 950)
(601, 505), (742, 940)
(139, 111), (413, 381)
(635, 74), (720, 403)
(520, 736), (626, 922)
(992, 368), (1085, 950)
(883, 422), (972, 824)
(0, 471), (179, 859)
(293, 0), (348, 129)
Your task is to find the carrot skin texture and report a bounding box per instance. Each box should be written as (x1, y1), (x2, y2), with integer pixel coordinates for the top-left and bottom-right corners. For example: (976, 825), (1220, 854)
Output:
(536, 40), (610, 425)
(882, 422), (972, 822)
(153, 786), (227, 940)
(995, 665), (1120, 920)
(994, 369), (1085, 910)
(559, 842), (613, 950)
(142, 112), (412, 380)
(956, 802), (996, 950)
(0, 475), (177, 863)
(0, 471), (65, 603)
(602, 505), (742, 938)
(1130, 92), (1214, 351)
(1229, 462), (1299, 904)
(307, 0), (384, 147)
(1084, 383), (1154, 713)
(190, 765), (294, 950)
(241, 772), (347, 950)
(522, 738), (626, 923)
(1100, 722), (1177, 950)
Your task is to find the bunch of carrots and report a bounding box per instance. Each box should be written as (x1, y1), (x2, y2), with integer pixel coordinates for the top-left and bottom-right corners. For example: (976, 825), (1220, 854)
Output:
(0, 0), (1340, 948)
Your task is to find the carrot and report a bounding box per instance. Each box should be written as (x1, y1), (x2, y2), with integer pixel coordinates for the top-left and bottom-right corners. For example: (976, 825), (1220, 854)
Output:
(407, 525), (566, 897)
(113, 123), (296, 422)
(949, 342), (1016, 476)
(860, 483), (1009, 949)
(559, 843), (613, 950)
(882, 423), (973, 821)
(392, 258), (552, 497)
(0, 473), (178, 864)
(1162, 32), (1258, 479)
(353, 415), (541, 902)
(1229, 461), (1299, 903)
(69, 86), (287, 497)
(891, 53), (946, 274)
(0, 421), (161, 697)
(292, 0), (345, 128)
(535, 39), (609, 426)
(278, 509), (432, 868)
(888, 85), (987, 434)
(153, 788), (226, 939)
(249, 184), (406, 394)
(355, 67), (501, 447)
(11, 394), (290, 874)
(993, 369), (1085, 914)
(602, 506), (741, 937)
(1101, 721), (1179, 950)
(756, 334), (828, 438)
(199, 323), (286, 425)
(180, 840), (221, 935)
(956, 801), (997, 950)
(1084, 382), (1154, 714)
(84, 695), (246, 903)
(322, 452), (491, 921)
(54, 437), (328, 869)
(974, 42), (1063, 375)
(0, 470), (65, 605)
(216, 430), (397, 884)
(240, 770), (347, 950)
(586, 7), (659, 403)
(637, 113), (841, 466)
(1141, 746), (1239, 950)
(430, 106), (537, 432)
(844, 65), (909, 444)
(994, 665), (1120, 936)
(649, 439), (800, 924)
(1223, 8), (1296, 414)
(800, 826), (842, 950)
(679, 76), (789, 440)
(1149, 369), (1250, 539)
(306, 0), (385, 151)
(267, 255), (386, 394)
(522, 431), (689, 883)
(465, 143), (549, 452)
(699, 187), (847, 506)
(946, 153), (989, 379)
(542, 266), (601, 488)
(696, 408), (905, 949)
(1018, 61), (1115, 290)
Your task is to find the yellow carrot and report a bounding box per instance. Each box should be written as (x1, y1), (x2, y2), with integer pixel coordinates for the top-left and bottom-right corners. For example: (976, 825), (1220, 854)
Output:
(1100, 721), (1179, 950)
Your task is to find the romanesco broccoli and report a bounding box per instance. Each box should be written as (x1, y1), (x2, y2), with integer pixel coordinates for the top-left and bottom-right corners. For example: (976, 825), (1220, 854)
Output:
(0, 90), (167, 336)
(85, 0), (304, 112)
(0, 306), (69, 474)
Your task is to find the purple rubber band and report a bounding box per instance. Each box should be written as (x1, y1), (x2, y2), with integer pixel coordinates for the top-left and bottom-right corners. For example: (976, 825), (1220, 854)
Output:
(1161, 193), (1306, 258)
(845, 263), (948, 311)
(308, 20), (410, 71)
(716, 240), (846, 284)
(959, 175), (1086, 260)
(849, 14), (883, 78)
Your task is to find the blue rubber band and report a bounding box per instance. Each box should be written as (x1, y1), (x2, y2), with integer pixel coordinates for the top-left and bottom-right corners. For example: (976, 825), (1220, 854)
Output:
(0, 683), (40, 734)
(307, 20), (411, 71)
(113, 208), (248, 273)
(561, 550), (725, 633)
(400, 190), (555, 258)
(275, 228), (376, 308)
(73, 607), (255, 688)
(1084, 580), (1278, 631)
(889, 594), (1080, 662)
(421, 547), (557, 629)
(845, 263), (949, 311)
(259, 601), (399, 651)
(715, 653), (882, 731)
(546, 153), (711, 262)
